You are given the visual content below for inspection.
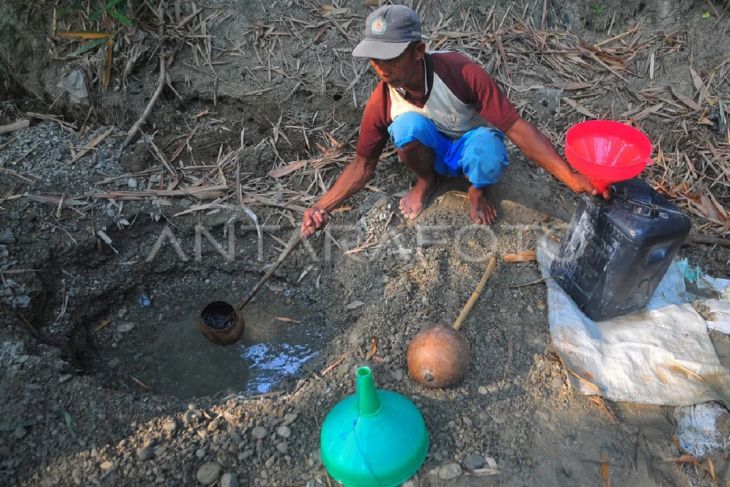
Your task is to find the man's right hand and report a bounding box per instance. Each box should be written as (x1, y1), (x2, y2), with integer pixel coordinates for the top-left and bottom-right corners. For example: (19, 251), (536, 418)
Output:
(300, 207), (330, 237)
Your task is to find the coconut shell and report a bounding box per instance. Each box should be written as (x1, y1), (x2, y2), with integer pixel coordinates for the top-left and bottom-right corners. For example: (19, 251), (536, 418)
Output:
(198, 302), (245, 346)
(406, 325), (469, 388)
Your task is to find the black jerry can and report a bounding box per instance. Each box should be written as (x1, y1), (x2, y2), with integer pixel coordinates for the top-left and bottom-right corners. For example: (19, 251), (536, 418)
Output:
(550, 178), (691, 321)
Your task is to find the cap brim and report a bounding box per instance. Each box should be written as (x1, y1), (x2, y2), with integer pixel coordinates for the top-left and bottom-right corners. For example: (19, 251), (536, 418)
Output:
(352, 39), (411, 60)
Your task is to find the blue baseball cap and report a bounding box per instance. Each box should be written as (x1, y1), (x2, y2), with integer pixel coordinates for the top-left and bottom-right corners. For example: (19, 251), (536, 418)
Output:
(352, 5), (422, 60)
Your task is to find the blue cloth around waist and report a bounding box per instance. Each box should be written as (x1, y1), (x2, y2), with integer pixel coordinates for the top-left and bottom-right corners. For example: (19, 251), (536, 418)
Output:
(387, 111), (509, 188)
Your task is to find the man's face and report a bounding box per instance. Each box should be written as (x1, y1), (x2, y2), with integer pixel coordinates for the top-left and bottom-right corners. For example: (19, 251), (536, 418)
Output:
(369, 43), (423, 88)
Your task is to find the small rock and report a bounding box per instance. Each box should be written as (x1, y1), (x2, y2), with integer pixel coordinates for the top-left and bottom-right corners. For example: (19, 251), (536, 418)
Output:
(136, 447), (154, 461)
(162, 420), (177, 432)
(238, 449), (254, 461)
(116, 307), (128, 318)
(13, 426), (27, 440)
(117, 322), (136, 333)
(127, 178), (138, 189)
(265, 455), (276, 469)
(485, 456), (498, 469)
(196, 448), (206, 459)
(478, 386), (488, 395)
(107, 358), (121, 368)
(220, 473), (239, 487)
(0, 229), (16, 244)
(100, 461), (114, 471)
(283, 413), (298, 425)
(56, 68), (89, 104)
(487, 384), (499, 394)
(276, 425), (291, 438)
(276, 442), (288, 454)
(345, 300), (364, 310)
(208, 418), (221, 433)
(463, 453), (484, 470)
(251, 426), (267, 439)
(438, 463), (462, 480)
(196, 462), (222, 486)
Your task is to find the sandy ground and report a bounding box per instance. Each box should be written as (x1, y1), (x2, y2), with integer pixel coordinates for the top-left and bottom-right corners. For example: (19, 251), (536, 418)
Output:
(1, 0), (730, 486)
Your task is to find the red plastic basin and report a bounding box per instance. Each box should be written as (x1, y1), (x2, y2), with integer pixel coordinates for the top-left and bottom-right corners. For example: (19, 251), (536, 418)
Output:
(565, 120), (652, 193)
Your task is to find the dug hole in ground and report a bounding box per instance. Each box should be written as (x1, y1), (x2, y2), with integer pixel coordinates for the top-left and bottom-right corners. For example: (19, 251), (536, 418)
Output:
(1, 0), (730, 485)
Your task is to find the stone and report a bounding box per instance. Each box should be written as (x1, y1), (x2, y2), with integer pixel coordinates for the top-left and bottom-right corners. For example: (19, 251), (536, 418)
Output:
(117, 322), (136, 333)
(208, 418), (220, 433)
(238, 449), (254, 461)
(0, 229), (16, 244)
(56, 68), (89, 105)
(478, 386), (488, 395)
(100, 461), (114, 471)
(276, 425), (291, 438)
(136, 447), (154, 461)
(438, 463), (462, 480)
(162, 420), (177, 432)
(463, 453), (485, 470)
(196, 462), (222, 485)
(13, 426), (27, 440)
(283, 413), (298, 425)
(276, 442), (288, 454)
(229, 431), (242, 445)
(196, 448), (206, 459)
(221, 473), (239, 487)
(107, 358), (121, 368)
(251, 426), (267, 439)
(127, 178), (138, 189)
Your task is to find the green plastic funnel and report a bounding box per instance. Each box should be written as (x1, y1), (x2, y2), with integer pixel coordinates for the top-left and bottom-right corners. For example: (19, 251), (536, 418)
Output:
(320, 367), (429, 486)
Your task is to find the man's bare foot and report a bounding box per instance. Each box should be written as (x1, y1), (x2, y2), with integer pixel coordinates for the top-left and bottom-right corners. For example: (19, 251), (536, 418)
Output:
(468, 185), (497, 224)
(399, 176), (438, 220)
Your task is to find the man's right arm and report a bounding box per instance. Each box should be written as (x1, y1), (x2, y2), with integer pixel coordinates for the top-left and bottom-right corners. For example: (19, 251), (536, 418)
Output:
(300, 154), (379, 237)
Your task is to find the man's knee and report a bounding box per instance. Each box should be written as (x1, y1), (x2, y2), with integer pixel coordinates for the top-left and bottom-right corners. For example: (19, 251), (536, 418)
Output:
(388, 112), (439, 149)
(461, 127), (509, 187)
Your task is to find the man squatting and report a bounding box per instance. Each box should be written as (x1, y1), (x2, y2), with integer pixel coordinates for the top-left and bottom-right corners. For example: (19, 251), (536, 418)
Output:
(301, 5), (601, 237)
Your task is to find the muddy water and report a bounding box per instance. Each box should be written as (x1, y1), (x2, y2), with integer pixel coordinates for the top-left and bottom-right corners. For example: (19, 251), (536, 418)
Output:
(135, 292), (322, 399)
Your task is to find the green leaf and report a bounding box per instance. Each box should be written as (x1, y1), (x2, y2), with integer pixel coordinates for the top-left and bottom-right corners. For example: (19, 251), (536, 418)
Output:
(702, 11), (711, 18)
(108, 8), (133, 28)
(69, 37), (109, 56)
(90, 0), (126, 22)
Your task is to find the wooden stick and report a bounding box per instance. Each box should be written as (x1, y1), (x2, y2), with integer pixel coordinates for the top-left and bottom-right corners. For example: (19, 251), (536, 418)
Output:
(686, 233), (730, 247)
(452, 255), (497, 331)
(502, 250), (537, 263)
(237, 232), (304, 310)
(68, 126), (114, 164)
(0, 119), (29, 134)
(118, 54), (166, 158)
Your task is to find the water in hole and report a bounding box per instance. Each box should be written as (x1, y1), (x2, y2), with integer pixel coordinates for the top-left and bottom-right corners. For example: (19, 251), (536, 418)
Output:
(133, 292), (321, 399)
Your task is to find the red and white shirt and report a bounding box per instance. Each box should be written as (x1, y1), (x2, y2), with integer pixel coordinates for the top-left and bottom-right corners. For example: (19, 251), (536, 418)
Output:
(356, 52), (520, 159)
